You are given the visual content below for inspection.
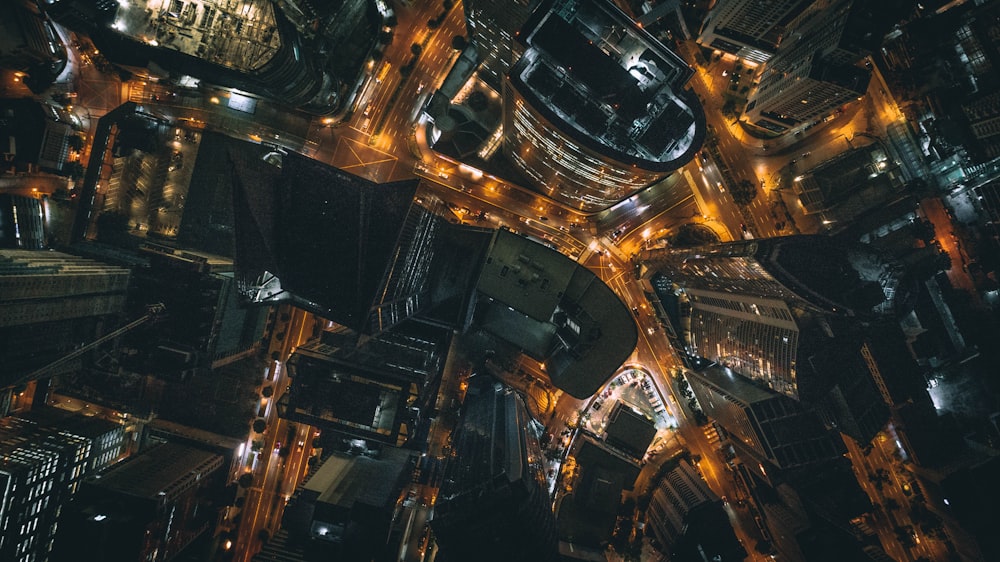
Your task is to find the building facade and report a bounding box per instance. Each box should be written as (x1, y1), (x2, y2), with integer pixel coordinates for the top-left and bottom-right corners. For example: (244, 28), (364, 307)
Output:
(52, 442), (225, 562)
(501, 0), (704, 211)
(640, 237), (894, 444)
(0, 412), (124, 562)
(463, 0), (538, 90)
(697, 0), (810, 63)
(431, 378), (557, 562)
(0, 249), (130, 412)
(743, 0), (871, 133)
(280, 325), (448, 447)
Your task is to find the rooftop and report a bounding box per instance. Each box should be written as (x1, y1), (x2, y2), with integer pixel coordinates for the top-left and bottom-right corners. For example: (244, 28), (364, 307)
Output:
(91, 441), (222, 500)
(109, 0), (281, 72)
(604, 402), (656, 459)
(475, 229), (637, 399)
(303, 446), (413, 510)
(227, 135), (419, 331)
(512, 0), (702, 169)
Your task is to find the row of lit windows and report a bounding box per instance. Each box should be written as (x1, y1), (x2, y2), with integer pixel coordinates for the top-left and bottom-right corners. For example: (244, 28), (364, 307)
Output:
(692, 294), (793, 322)
(690, 309), (798, 397)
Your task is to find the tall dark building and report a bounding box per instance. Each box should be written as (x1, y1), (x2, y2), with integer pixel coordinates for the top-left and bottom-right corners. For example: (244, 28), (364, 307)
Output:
(684, 364), (845, 479)
(0, 0), (67, 93)
(639, 236), (895, 444)
(646, 458), (745, 561)
(502, 0), (705, 211)
(432, 377), (557, 562)
(227, 138), (485, 338)
(474, 228), (637, 399)
(0, 249), (130, 414)
(0, 99), (76, 177)
(463, 0), (538, 90)
(126, 244), (269, 374)
(0, 413), (123, 562)
(281, 446), (415, 562)
(53, 442), (225, 562)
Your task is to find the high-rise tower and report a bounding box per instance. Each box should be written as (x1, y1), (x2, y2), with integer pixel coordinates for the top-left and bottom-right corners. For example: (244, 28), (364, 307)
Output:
(743, 0), (873, 133)
(0, 249), (130, 413)
(463, 0), (539, 90)
(639, 236), (895, 444)
(698, 0), (811, 63)
(502, 0), (705, 211)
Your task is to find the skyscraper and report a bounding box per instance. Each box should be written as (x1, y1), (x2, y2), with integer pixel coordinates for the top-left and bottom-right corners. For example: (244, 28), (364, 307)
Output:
(431, 377), (557, 562)
(52, 442), (225, 562)
(743, 0), (872, 133)
(0, 249), (130, 413)
(226, 136), (484, 338)
(502, 0), (705, 211)
(43, 0), (373, 114)
(640, 236), (894, 444)
(280, 324), (449, 447)
(463, 0), (539, 90)
(683, 364), (845, 478)
(698, 0), (811, 63)
(645, 458), (745, 561)
(0, 412), (123, 562)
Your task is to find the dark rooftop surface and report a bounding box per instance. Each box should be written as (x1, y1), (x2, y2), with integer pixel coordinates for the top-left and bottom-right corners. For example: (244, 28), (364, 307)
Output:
(604, 402), (656, 459)
(475, 229), (637, 399)
(91, 441), (220, 499)
(226, 136), (419, 330)
(511, 0), (702, 169)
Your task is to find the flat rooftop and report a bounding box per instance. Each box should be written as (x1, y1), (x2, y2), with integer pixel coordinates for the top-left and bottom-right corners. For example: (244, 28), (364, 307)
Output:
(93, 441), (221, 500)
(304, 446), (412, 510)
(111, 0), (281, 72)
(513, 0), (701, 168)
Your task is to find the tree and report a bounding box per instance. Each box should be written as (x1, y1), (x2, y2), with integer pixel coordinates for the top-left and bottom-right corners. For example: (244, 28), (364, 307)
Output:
(95, 211), (129, 242)
(238, 473), (254, 488)
(411, 43), (423, 57)
(450, 35), (468, 51)
(261, 386), (274, 398)
(732, 179), (758, 206)
(385, 14), (397, 27)
(252, 418), (267, 433)
(278, 446), (291, 458)
(428, 17), (440, 29)
(721, 98), (738, 117)
(467, 91), (488, 112)
(67, 134), (85, 152)
(64, 161), (85, 180)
